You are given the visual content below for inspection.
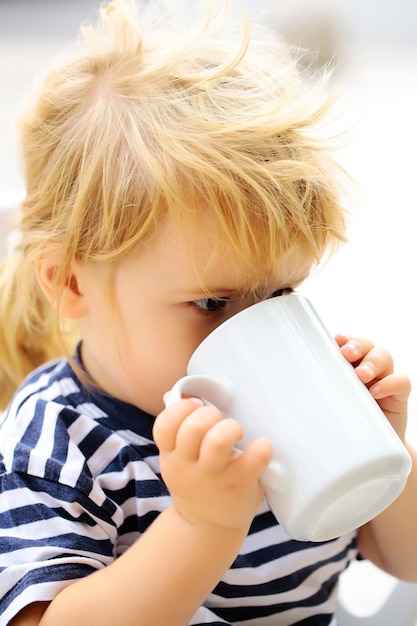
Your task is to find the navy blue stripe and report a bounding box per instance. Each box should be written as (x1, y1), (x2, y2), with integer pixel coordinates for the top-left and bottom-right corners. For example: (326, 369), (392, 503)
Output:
(45, 417), (71, 482)
(0, 501), (66, 529)
(291, 617), (331, 625)
(78, 424), (110, 459)
(73, 461), (94, 494)
(102, 446), (159, 474)
(12, 361), (67, 415)
(213, 571), (339, 623)
(232, 535), (332, 569)
(103, 477), (169, 505)
(0, 473), (117, 525)
(248, 510), (277, 534)
(1, 563), (97, 613)
(0, 532), (113, 558)
(217, 554), (344, 597)
(55, 406), (80, 429)
(119, 509), (160, 536)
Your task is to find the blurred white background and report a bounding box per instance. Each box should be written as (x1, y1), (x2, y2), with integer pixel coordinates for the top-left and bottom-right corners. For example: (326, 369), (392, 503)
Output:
(0, 0), (416, 443)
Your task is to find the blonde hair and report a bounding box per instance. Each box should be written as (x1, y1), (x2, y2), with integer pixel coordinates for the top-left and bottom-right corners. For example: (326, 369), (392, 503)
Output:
(0, 0), (347, 409)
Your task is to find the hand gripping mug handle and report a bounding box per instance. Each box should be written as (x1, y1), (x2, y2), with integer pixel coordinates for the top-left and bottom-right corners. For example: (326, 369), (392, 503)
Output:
(164, 374), (285, 492)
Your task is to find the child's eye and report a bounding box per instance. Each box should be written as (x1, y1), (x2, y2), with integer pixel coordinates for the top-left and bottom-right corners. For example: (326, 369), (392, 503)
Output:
(190, 298), (229, 314)
(268, 287), (293, 299)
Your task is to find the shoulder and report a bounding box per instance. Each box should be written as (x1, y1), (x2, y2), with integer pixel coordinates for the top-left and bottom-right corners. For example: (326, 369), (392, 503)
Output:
(1, 357), (103, 436)
(0, 358), (160, 496)
(5, 358), (84, 416)
(0, 359), (107, 489)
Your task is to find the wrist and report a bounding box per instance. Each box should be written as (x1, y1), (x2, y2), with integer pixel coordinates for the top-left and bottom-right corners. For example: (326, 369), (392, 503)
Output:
(169, 503), (251, 544)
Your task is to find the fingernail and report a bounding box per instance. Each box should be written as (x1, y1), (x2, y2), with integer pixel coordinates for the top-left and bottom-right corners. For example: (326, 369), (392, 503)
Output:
(345, 341), (360, 357)
(370, 384), (381, 398)
(356, 363), (376, 379)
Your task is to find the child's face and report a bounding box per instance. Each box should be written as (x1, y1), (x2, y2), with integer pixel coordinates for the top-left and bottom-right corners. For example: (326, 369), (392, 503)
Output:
(75, 216), (312, 415)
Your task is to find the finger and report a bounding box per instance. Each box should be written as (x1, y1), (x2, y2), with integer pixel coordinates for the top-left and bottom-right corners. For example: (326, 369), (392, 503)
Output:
(153, 398), (204, 452)
(339, 336), (376, 366)
(175, 405), (223, 461)
(354, 347), (394, 384)
(236, 437), (274, 480)
(198, 417), (244, 470)
(335, 333), (351, 347)
(368, 372), (411, 402)
(369, 374), (410, 440)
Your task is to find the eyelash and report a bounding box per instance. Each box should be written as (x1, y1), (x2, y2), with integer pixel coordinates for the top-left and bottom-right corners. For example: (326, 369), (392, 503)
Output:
(190, 298), (230, 314)
(190, 288), (293, 315)
(269, 289), (286, 298)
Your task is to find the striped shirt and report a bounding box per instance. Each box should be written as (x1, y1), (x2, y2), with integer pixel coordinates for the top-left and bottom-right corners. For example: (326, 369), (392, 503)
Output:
(0, 356), (358, 625)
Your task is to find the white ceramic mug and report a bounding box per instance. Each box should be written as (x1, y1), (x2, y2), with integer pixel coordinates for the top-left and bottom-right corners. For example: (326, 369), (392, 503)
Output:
(166, 293), (411, 541)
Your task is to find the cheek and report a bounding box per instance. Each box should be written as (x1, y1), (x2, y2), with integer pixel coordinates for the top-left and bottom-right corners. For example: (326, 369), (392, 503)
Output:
(121, 321), (198, 413)
(134, 315), (213, 392)
(140, 319), (198, 371)
(114, 307), (189, 377)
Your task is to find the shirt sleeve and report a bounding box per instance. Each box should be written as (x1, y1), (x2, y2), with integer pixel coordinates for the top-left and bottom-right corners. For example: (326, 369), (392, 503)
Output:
(0, 468), (117, 624)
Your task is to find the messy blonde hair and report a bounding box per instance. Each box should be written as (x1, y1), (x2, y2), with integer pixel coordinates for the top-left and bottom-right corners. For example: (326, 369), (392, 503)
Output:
(0, 0), (347, 409)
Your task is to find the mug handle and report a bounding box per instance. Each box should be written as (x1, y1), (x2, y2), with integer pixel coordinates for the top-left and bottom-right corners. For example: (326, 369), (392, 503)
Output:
(165, 374), (235, 412)
(165, 374), (285, 492)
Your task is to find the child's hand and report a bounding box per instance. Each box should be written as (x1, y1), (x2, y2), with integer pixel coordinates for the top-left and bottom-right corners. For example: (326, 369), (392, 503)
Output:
(153, 398), (273, 532)
(336, 334), (411, 441)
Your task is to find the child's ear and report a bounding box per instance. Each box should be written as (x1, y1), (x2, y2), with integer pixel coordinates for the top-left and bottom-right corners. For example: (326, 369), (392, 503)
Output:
(36, 257), (87, 319)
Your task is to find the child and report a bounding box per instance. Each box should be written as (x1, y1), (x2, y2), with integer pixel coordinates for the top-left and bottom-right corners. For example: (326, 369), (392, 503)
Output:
(0, 1), (416, 624)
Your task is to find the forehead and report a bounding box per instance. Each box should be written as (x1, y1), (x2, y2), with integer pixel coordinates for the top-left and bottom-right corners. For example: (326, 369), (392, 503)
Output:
(130, 214), (313, 295)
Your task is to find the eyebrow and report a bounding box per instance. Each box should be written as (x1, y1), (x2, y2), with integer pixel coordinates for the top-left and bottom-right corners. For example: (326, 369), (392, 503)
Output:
(181, 287), (249, 298)
(180, 273), (310, 300)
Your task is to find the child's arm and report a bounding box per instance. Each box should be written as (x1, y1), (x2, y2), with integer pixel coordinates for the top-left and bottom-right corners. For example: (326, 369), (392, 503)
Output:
(336, 334), (417, 581)
(11, 399), (272, 626)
